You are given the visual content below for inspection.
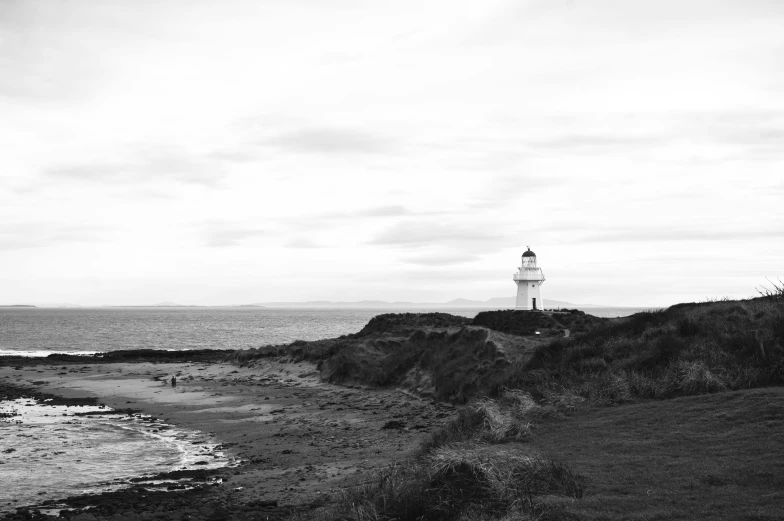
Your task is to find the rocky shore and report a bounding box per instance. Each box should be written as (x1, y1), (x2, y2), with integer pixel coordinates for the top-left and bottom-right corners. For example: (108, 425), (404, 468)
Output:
(1, 356), (454, 520)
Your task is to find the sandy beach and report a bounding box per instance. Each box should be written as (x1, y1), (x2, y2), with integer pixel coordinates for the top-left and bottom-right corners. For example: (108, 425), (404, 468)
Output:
(1, 358), (454, 518)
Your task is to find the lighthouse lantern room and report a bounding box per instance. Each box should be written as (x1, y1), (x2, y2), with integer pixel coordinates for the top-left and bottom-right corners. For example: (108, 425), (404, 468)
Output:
(513, 247), (546, 310)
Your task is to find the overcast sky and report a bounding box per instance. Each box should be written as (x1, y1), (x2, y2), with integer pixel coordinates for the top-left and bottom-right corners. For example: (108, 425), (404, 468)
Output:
(1, 0), (782, 307)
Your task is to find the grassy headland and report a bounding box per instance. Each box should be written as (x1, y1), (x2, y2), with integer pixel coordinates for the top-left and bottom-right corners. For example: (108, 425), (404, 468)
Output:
(235, 294), (784, 520)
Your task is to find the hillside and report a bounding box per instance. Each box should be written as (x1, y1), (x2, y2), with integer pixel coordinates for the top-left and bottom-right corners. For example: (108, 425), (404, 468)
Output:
(230, 312), (561, 402)
(269, 294), (784, 521)
(473, 308), (607, 336)
(512, 297), (784, 403)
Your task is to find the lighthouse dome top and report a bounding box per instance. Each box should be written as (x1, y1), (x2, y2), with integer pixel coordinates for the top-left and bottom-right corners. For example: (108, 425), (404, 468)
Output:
(522, 248), (536, 258)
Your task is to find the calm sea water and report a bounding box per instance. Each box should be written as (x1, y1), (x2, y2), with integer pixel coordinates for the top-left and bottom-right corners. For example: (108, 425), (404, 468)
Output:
(0, 306), (651, 357)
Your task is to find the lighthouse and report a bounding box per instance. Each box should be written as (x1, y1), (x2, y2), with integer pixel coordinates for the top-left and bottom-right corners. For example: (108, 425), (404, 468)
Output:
(513, 247), (546, 310)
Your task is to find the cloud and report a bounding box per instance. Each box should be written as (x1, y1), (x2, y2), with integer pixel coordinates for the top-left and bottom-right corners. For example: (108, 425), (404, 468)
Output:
(675, 110), (784, 160)
(286, 205), (415, 231)
(370, 220), (510, 249)
(285, 237), (326, 249)
(575, 226), (784, 244)
(464, 0), (784, 49)
(0, 7), (98, 102)
(757, 182), (784, 194)
(319, 205), (413, 221)
(0, 1), (171, 103)
(467, 174), (562, 209)
(261, 127), (398, 155)
(388, 267), (507, 283)
(530, 133), (669, 153)
(42, 144), (225, 187)
(0, 222), (111, 251)
(207, 149), (260, 164)
(200, 223), (267, 248)
(355, 205), (412, 217)
(401, 253), (482, 266)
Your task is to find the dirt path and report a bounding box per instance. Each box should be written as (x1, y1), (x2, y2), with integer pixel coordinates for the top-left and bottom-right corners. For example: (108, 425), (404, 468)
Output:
(1, 359), (455, 510)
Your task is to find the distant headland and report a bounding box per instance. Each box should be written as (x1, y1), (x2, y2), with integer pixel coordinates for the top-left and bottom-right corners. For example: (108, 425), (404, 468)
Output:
(253, 297), (599, 309)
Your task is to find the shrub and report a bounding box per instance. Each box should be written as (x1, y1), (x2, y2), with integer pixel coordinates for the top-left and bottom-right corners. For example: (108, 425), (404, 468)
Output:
(756, 278), (784, 301)
(301, 449), (584, 521)
(675, 361), (728, 394)
(422, 397), (533, 452)
(473, 399), (532, 443)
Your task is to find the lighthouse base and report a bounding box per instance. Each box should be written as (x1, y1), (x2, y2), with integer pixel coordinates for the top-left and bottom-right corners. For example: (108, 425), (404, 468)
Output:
(515, 282), (543, 311)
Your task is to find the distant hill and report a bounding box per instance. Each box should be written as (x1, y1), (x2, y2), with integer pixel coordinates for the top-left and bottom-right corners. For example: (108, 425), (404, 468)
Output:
(254, 297), (593, 309)
(127, 302), (204, 307)
(0, 304), (36, 307)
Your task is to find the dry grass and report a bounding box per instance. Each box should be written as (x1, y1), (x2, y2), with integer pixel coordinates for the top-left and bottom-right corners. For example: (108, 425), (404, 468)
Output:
(297, 446), (583, 521)
(499, 297), (784, 405)
(421, 390), (555, 453)
(427, 446), (584, 502)
(756, 277), (784, 301)
(472, 399), (532, 443)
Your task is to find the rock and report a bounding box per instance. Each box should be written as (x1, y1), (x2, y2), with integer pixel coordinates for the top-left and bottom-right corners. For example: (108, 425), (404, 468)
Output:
(201, 503), (230, 521)
(70, 513), (99, 521)
(108, 514), (137, 521)
(249, 500), (278, 508)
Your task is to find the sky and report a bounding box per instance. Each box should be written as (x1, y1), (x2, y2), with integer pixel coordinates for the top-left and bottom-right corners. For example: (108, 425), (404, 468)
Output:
(1, 0), (782, 307)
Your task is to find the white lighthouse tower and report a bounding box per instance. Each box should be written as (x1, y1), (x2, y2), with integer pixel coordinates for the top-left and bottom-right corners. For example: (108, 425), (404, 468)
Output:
(513, 247), (546, 310)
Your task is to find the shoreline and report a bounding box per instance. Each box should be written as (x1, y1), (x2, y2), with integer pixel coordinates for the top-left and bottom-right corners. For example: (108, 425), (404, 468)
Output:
(1, 356), (454, 519)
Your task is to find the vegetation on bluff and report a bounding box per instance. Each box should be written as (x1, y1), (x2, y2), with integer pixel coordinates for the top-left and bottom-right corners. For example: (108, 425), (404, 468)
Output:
(285, 292), (783, 521)
(229, 313), (547, 403)
(473, 308), (606, 337)
(504, 297), (783, 404)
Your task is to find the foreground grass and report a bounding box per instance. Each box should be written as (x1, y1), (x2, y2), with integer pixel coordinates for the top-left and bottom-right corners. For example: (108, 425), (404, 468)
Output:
(531, 387), (784, 520)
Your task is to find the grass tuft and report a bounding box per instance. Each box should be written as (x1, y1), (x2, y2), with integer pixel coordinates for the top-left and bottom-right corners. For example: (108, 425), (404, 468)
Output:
(298, 449), (583, 521)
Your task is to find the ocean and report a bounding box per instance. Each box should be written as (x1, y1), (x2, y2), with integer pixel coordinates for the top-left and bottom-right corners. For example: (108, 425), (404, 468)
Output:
(0, 306), (651, 357)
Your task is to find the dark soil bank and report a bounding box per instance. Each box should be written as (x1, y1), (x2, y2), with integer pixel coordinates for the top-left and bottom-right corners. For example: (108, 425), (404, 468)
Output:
(7, 485), (298, 521)
(0, 381), (98, 406)
(0, 349), (234, 367)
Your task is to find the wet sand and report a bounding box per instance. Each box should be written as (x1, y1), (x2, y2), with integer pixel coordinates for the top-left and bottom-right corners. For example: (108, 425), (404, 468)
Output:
(1, 359), (455, 512)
